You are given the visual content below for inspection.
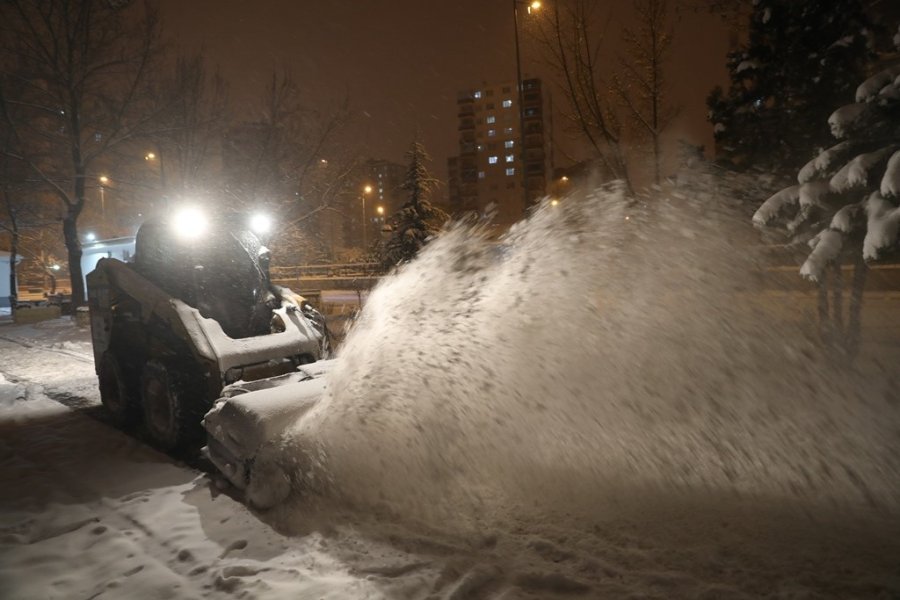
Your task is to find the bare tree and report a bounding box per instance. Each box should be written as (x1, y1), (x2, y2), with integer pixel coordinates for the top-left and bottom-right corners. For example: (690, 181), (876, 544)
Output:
(0, 0), (165, 305)
(614, 0), (679, 184)
(153, 52), (228, 199)
(532, 0), (631, 189)
(223, 71), (359, 264)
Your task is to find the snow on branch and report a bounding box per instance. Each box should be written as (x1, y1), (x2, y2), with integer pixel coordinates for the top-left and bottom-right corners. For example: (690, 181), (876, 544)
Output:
(828, 103), (871, 139)
(798, 141), (859, 184)
(800, 229), (843, 282)
(863, 192), (900, 261)
(829, 147), (897, 193)
(855, 66), (900, 102)
(829, 202), (863, 234)
(799, 180), (832, 210)
(881, 150), (900, 198)
(753, 185), (800, 226)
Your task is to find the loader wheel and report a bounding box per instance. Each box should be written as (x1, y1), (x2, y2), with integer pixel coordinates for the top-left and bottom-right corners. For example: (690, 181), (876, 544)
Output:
(99, 352), (140, 428)
(140, 360), (202, 451)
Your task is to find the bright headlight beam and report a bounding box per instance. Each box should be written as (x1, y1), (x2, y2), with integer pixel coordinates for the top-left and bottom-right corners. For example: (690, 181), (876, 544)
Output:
(249, 213), (272, 235)
(172, 206), (208, 240)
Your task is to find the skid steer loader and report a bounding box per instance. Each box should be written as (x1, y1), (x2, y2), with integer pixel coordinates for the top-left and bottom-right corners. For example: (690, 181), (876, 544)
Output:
(86, 209), (331, 452)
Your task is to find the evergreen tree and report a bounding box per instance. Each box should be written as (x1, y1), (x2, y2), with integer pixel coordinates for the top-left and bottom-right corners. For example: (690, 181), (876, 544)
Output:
(381, 141), (447, 268)
(754, 32), (900, 355)
(707, 0), (871, 173)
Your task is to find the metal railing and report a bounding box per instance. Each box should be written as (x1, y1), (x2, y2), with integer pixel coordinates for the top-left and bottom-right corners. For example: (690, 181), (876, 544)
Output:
(270, 262), (384, 280)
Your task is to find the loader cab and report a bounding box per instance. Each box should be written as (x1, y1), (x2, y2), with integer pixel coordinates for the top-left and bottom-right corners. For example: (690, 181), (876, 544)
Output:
(134, 212), (275, 339)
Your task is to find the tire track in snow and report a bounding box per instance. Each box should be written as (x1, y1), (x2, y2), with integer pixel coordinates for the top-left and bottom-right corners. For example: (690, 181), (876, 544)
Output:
(0, 333), (94, 364)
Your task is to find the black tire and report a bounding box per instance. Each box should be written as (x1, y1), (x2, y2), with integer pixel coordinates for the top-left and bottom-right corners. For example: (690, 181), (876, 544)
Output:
(140, 360), (203, 452)
(98, 351), (140, 428)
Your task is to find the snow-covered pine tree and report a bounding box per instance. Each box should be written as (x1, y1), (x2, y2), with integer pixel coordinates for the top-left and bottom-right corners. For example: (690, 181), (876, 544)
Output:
(753, 29), (900, 354)
(381, 141), (448, 268)
(707, 0), (871, 174)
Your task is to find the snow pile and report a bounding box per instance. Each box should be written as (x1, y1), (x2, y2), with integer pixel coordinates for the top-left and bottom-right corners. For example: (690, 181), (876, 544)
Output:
(258, 184), (900, 532)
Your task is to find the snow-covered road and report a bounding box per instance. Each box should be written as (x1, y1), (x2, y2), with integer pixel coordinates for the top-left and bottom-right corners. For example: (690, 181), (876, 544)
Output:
(2, 317), (900, 599)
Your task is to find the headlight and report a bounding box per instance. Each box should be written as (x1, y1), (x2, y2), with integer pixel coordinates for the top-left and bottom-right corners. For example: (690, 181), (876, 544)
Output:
(172, 206), (208, 240)
(249, 213), (272, 235)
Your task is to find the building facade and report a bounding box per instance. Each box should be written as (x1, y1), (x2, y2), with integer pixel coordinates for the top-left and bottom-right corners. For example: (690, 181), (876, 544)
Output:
(448, 78), (548, 231)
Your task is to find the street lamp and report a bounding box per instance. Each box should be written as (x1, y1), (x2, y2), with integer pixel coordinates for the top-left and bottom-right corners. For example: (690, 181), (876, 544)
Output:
(98, 176), (109, 230)
(361, 185), (373, 250)
(513, 0), (541, 211)
(144, 149), (168, 204)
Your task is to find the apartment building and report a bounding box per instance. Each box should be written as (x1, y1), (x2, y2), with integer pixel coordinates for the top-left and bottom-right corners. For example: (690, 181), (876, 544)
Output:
(448, 78), (548, 231)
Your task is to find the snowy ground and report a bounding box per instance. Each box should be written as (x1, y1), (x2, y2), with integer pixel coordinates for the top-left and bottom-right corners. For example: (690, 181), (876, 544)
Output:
(3, 317), (900, 597)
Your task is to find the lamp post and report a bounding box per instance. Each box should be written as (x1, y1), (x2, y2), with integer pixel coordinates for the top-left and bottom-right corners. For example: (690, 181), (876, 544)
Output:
(145, 149), (168, 208)
(361, 185), (373, 250)
(513, 0), (541, 211)
(98, 175), (109, 237)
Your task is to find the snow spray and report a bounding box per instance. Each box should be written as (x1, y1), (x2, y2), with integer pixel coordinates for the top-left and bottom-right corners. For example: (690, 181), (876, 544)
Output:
(276, 183), (900, 527)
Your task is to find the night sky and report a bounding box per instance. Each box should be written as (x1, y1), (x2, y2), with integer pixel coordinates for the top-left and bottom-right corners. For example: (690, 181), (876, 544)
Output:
(159, 1), (733, 190)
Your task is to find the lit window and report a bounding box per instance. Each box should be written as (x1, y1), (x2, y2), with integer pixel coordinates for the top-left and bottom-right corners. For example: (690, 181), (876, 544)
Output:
(476, 144), (484, 151)
(487, 129), (496, 137)
(478, 171), (486, 179)
(505, 154), (514, 163)
(506, 168), (515, 176)
(488, 156), (498, 164)
(502, 99), (512, 108)
(504, 140), (514, 148)
(474, 91), (482, 99)
(486, 115), (496, 124)
(504, 127), (513, 134)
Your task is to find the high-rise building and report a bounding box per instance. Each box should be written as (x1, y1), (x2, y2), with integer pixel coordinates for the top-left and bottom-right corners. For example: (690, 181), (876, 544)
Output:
(447, 78), (548, 231)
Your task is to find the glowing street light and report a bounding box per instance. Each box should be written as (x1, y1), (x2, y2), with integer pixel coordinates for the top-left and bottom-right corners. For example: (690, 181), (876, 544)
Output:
(145, 152), (156, 161)
(85, 232), (96, 242)
(527, 0), (541, 13)
(376, 205), (385, 216)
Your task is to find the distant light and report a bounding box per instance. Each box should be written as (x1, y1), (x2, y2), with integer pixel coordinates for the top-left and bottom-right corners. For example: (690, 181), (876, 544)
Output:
(528, 0), (541, 13)
(319, 158), (328, 166)
(99, 175), (109, 184)
(172, 206), (207, 240)
(51, 264), (61, 271)
(85, 232), (96, 242)
(145, 152), (156, 160)
(363, 185), (373, 194)
(560, 176), (569, 182)
(376, 206), (385, 215)
(249, 213), (272, 235)
(550, 199), (559, 206)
